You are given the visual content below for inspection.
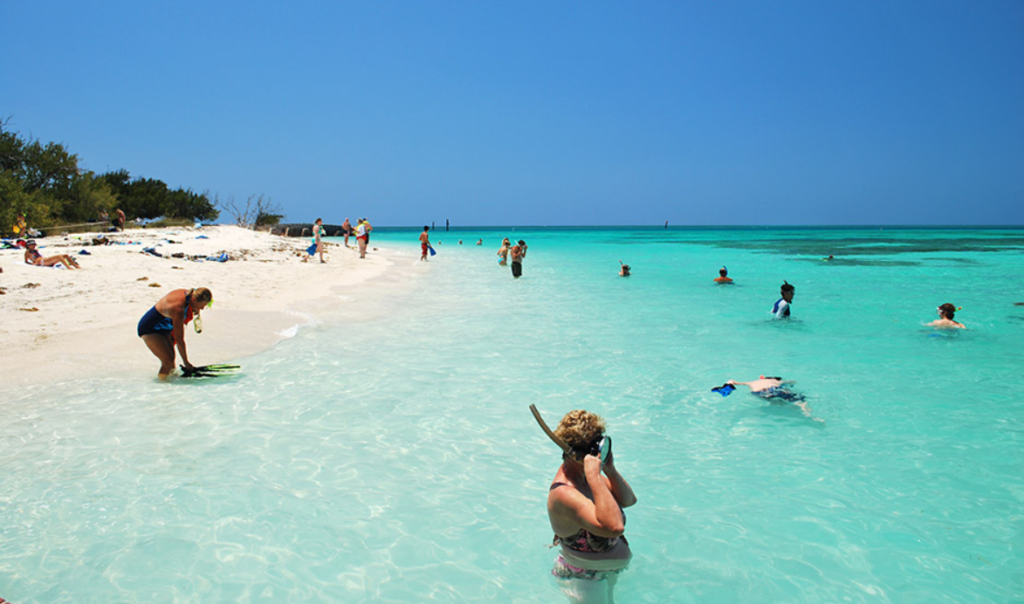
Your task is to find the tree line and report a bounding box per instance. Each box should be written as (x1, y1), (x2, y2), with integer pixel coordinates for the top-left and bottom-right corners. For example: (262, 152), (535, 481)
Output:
(1, 119), (219, 235)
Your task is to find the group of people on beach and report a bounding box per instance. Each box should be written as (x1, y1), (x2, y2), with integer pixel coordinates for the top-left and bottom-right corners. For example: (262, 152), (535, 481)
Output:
(303, 217), (373, 262)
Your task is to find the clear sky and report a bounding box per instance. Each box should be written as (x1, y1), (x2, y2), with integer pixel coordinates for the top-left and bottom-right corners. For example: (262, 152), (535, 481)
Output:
(4, 1), (1023, 226)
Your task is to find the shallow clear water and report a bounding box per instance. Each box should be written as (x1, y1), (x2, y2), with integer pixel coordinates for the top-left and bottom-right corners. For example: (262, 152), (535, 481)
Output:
(3, 227), (1023, 603)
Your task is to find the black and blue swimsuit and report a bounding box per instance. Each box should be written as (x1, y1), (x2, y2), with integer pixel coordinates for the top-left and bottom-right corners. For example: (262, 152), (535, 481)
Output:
(137, 292), (190, 337)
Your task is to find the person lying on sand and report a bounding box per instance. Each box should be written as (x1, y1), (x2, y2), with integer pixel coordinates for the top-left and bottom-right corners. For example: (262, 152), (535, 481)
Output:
(137, 287), (213, 380)
(24, 240), (81, 269)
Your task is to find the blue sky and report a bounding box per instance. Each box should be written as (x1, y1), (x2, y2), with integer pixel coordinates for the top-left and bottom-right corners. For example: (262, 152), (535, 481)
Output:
(4, 1), (1023, 225)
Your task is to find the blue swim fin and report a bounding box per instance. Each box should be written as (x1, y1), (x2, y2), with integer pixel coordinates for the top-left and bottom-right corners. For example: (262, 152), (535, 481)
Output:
(428, 246), (436, 256)
(711, 384), (735, 397)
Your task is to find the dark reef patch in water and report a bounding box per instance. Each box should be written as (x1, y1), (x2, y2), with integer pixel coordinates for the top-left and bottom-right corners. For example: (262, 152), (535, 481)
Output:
(791, 258), (922, 267)
(666, 235), (1024, 257)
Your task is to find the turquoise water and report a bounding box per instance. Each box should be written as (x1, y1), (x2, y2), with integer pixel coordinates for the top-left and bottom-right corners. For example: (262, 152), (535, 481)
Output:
(2, 227), (1023, 603)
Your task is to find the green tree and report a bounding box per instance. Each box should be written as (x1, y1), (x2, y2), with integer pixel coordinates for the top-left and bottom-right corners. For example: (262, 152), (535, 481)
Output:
(2, 120), (218, 233)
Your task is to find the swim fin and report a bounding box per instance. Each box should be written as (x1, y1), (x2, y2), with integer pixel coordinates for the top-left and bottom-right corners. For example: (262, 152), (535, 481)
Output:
(428, 246), (436, 256)
(180, 364), (240, 378)
(711, 384), (735, 397)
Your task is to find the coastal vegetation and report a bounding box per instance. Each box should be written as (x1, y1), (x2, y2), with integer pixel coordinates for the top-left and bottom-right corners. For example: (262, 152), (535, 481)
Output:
(0, 119), (218, 236)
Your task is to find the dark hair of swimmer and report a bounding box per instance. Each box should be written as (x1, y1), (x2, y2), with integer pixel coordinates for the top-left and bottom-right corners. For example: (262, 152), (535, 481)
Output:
(781, 281), (795, 294)
(719, 267), (728, 276)
(938, 303), (957, 319)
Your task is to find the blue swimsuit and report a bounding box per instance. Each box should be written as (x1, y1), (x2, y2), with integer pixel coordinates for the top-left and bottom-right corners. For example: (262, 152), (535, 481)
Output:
(137, 292), (191, 337)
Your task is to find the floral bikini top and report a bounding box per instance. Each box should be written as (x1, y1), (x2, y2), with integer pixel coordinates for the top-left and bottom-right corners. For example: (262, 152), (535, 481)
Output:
(551, 482), (626, 553)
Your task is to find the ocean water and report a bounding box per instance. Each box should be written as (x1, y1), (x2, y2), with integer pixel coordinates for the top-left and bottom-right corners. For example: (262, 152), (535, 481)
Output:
(2, 227), (1023, 603)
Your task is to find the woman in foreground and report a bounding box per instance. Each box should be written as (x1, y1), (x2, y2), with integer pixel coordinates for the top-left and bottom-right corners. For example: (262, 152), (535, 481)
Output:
(547, 409), (637, 604)
(137, 287), (213, 379)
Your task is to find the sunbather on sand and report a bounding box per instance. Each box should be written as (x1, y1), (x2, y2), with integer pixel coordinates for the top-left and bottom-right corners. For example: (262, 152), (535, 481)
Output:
(24, 240), (80, 269)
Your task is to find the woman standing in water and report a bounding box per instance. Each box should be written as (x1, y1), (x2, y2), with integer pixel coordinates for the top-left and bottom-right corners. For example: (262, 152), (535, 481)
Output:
(137, 287), (213, 380)
(546, 409), (636, 604)
(497, 238), (510, 266)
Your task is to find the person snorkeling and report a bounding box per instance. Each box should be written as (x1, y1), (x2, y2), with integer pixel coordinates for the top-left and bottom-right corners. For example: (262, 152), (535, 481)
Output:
(619, 261), (631, 277)
(531, 405), (636, 603)
(713, 267), (732, 284)
(137, 287), (213, 380)
(713, 376), (820, 421)
(929, 303), (965, 329)
(771, 281), (795, 319)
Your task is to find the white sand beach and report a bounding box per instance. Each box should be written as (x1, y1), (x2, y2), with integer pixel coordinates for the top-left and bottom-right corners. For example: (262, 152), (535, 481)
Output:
(0, 225), (412, 389)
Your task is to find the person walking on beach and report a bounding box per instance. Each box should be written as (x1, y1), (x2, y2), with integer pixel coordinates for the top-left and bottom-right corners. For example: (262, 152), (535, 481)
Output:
(929, 303), (966, 329)
(497, 238), (511, 266)
(543, 409), (637, 603)
(419, 226), (431, 261)
(341, 218), (352, 248)
(304, 218), (327, 263)
(510, 240), (527, 278)
(137, 287), (213, 380)
(356, 218), (370, 258)
(114, 208), (126, 232)
(714, 267), (733, 284)
(771, 282), (795, 319)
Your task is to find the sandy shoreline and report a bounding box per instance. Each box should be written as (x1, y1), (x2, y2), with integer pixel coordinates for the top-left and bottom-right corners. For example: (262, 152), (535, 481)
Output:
(0, 225), (416, 391)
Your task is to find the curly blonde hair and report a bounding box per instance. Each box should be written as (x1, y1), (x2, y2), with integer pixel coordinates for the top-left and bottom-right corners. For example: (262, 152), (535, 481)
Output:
(554, 410), (606, 450)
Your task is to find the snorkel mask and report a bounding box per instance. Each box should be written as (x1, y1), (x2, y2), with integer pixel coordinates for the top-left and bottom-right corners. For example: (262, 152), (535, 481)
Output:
(574, 434), (612, 464)
(529, 405), (611, 464)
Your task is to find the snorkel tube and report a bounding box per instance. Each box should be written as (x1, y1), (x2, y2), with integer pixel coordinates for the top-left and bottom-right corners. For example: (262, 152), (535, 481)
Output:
(529, 405), (611, 463)
(529, 404), (571, 454)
